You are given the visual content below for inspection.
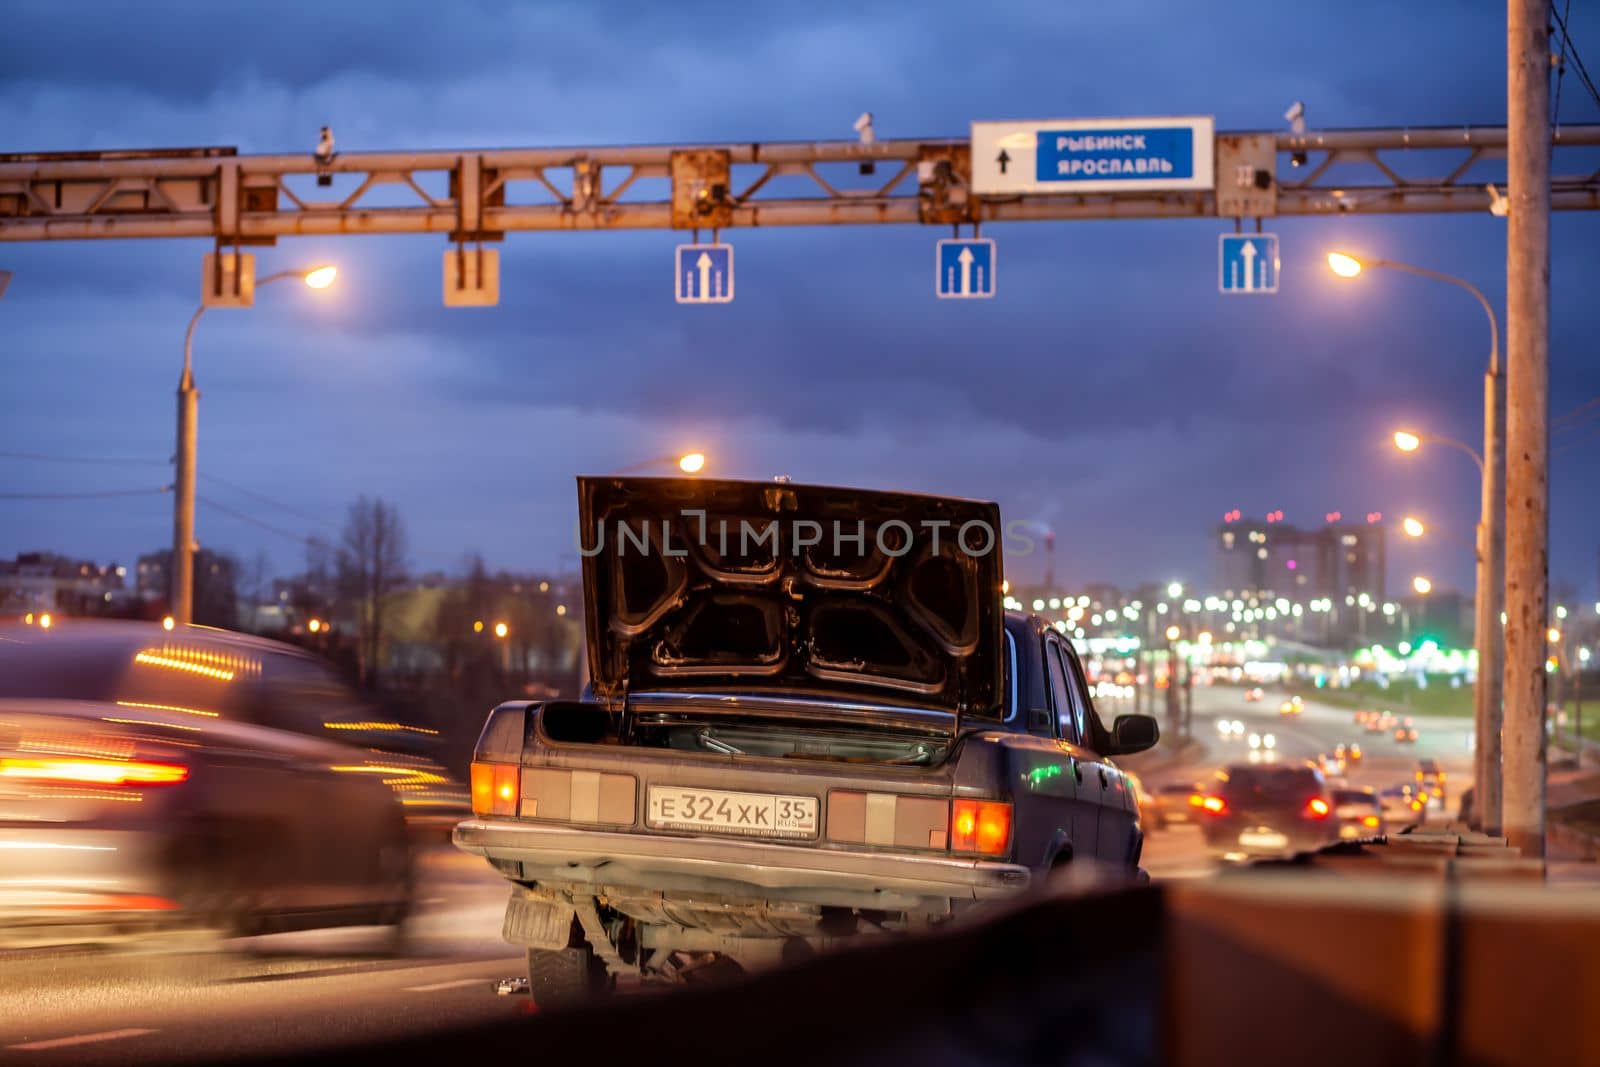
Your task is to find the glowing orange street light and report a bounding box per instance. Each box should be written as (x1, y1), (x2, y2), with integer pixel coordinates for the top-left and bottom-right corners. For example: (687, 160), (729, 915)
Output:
(1327, 251), (1364, 278)
(1394, 430), (1421, 452)
(1402, 516), (1426, 538)
(1412, 576), (1433, 595)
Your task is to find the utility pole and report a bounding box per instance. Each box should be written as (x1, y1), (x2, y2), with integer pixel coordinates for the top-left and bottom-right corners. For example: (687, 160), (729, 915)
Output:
(1502, 0), (1551, 857)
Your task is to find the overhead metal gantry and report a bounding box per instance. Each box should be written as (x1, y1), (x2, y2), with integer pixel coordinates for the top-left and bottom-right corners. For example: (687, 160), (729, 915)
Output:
(2, 124), (1598, 303)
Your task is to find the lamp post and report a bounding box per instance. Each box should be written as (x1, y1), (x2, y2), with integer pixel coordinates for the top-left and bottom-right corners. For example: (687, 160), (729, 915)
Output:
(1334, 250), (1502, 832)
(616, 451), (707, 475)
(171, 265), (337, 625)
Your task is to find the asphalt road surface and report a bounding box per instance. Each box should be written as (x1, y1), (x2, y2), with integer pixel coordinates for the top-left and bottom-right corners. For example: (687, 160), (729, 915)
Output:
(0, 687), (1477, 1063)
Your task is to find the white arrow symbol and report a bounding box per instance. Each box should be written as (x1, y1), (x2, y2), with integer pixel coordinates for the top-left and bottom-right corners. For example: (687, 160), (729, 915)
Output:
(958, 247), (974, 295)
(1238, 241), (1257, 292)
(696, 252), (713, 299)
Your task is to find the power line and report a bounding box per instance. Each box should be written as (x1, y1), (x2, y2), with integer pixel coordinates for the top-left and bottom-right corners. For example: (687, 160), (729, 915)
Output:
(0, 450), (168, 467)
(196, 493), (330, 547)
(1552, 3), (1600, 113)
(198, 472), (325, 523)
(1553, 394), (1600, 428)
(1554, 0), (1575, 125)
(0, 486), (170, 499)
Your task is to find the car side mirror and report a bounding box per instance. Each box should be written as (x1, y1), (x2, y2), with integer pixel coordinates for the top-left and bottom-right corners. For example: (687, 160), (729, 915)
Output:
(1109, 714), (1160, 756)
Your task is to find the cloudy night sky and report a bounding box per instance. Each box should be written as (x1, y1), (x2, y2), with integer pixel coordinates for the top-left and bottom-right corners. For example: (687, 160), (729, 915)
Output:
(3, 1), (1598, 600)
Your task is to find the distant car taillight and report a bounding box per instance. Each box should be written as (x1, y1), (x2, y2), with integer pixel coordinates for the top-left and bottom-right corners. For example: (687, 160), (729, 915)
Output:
(0, 755), (188, 787)
(470, 761), (518, 816)
(1198, 795), (1227, 815)
(1361, 814), (1381, 829)
(1304, 797), (1331, 819)
(950, 798), (1011, 855)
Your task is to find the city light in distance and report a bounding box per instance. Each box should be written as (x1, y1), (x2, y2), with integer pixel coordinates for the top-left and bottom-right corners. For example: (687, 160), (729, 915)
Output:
(494, 622), (509, 639)
(677, 452), (707, 474)
(1412, 576), (1433, 595)
(1402, 516), (1426, 538)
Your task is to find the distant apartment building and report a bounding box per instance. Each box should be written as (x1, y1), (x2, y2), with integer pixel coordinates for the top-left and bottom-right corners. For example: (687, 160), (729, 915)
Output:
(1215, 518), (1386, 603)
(0, 552), (128, 615)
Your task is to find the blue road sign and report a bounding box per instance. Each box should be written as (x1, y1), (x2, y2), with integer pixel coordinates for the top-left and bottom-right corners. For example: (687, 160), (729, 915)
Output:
(936, 238), (996, 299)
(971, 117), (1215, 195)
(1219, 233), (1279, 294)
(676, 244), (733, 304)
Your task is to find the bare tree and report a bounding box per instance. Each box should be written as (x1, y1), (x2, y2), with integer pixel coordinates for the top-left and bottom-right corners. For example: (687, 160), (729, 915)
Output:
(338, 496), (408, 686)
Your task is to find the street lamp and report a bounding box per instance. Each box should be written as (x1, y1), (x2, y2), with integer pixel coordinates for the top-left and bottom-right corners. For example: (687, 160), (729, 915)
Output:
(171, 264), (337, 625)
(1413, 576), (1433, 595)
(617, 451), (709, 475)
(1402, 516), (1426, 538)
(1334, 250), (1503, 832)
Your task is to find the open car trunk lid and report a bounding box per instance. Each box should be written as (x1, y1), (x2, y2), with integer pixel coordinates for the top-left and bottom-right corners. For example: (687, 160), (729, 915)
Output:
(578, 477), (1005, 720)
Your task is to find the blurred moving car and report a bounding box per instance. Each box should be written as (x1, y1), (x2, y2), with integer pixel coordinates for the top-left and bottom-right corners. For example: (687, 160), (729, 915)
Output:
(1415, 758), (1447, 805)
(1394, 717), (1419, 744)
(1378, 783), (1427, 826)
(1244, 687), (1264, 703)
(1127, 771), (1159, 829)
(1194, 762), (1339, 861)
(1336, 742), (1362, 764)
(1316, 752), (1346, 780)
(0, 619), (427, 943)
(1331, 787), (1385, 840)
(456, 478), (1160, 1001)
(1365, 710), (1397, 735)
(1278, 696), (1304, 717)
(1152, 782), (1204, 827)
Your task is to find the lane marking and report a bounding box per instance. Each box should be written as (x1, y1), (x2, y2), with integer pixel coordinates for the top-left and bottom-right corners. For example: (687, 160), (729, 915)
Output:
(8, 1028), (156, 1050)
(404, 978), (489, 993)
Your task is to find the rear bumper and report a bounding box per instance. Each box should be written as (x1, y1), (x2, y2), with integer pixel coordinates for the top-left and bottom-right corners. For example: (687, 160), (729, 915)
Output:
(453, 818), (1030, 909)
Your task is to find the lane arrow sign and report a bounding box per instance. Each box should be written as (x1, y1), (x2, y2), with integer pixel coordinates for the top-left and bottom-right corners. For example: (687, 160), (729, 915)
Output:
(996, 149), (1011, 174)
(696, 251), (713, 298)
(1238, 240), (1257, 292)
(957, 247), (974, 295)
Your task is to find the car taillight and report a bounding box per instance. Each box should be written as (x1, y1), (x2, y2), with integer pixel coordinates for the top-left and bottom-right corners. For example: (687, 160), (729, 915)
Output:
(0, 756), (188, 786)
(1304, 797), (1330, 819)
(950, 798), (1011, 855)
(1361, 814), (1381, 829)
(1199, 795), (1227, 815)
(470, 761), (518, 816)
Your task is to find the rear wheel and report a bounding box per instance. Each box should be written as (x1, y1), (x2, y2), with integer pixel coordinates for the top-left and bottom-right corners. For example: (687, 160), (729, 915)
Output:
(526, 944), (610, 1007)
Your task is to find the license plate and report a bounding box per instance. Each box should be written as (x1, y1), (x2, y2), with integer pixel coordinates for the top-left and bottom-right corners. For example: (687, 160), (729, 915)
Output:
(1239, 830), (1289, 850)
(646, 786), (818, 840)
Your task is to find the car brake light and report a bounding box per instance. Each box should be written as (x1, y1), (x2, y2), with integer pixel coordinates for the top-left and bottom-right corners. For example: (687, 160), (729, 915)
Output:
(0, 756), (188, 786)
(950, 798), (1011, 855)
(1199, 795), (1227, 814)
(1304, 797), (1330, 819)
(470, 760), (518, 817)
(1187, 793), (1204, 808)
(1361, 814), (1381, 828)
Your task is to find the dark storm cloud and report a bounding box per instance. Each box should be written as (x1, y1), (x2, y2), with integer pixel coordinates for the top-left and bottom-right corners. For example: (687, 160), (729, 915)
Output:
(3, 1), (1599, 592)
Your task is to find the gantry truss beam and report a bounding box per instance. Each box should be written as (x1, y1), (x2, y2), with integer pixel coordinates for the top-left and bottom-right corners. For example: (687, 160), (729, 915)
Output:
(2, 125), (1599, 243)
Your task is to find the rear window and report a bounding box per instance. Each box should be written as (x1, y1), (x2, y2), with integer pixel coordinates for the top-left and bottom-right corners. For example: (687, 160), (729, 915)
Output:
(1218, 766), (1323, 803)
(1159, 783), (1197, 795)
(1333, 789), (1379, 808)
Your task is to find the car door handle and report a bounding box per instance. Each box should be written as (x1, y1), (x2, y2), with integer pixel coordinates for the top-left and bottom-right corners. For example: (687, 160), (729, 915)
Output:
(1099, 768), (1110, 789)
(1071, 758), (1083, 784)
